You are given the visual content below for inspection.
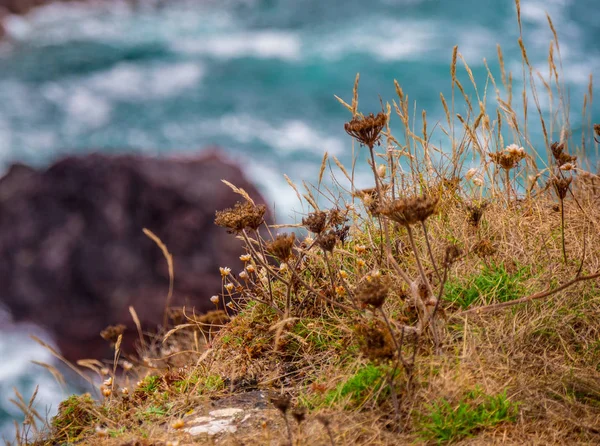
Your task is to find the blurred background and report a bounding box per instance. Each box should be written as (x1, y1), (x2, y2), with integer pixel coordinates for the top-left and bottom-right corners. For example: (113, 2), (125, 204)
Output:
(0, 0), (598, 440)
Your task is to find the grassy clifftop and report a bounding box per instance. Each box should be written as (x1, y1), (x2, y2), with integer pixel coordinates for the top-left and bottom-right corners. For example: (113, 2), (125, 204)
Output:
(11, 2), (600, 445)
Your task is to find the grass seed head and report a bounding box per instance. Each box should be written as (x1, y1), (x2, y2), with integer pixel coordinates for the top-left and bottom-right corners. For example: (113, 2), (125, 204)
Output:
(344, 112), (387, 148)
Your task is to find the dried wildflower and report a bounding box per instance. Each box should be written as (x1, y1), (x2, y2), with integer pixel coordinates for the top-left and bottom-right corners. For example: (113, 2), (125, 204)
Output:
(317, 230), (338, 252)
(357, 259), (366, 268)
(465, 168), (478, 181)
(594, 123), (600, 143)
(292, 407), (307, 424)
(219, 267), (231, 277)
(210, 295), (219, 304)
(121, 361), (133, 371)
(466, 201), (488, 227)
(551, 141), (577, 168)
(100, 324), (125, 345)
(355, 320), (395, 361)
(316, 414), (331, 427)
(240, 254), (251, 262)
(377, 164), (386, 178)
(226, 301), (235, 309)
(552, 177), (572, 200)
(335, 286), (346, 296)
(267, 233), (296, 261)
(472, 176), (484, 187)
(224, 283), (234, 292)
(100, 367), (110, 376)
(473, 239), (496, 257)
(279, 263), (288, 272)
(239, 270), (249, 280)
(444, 244), (462, 267)
(489, 145), (526, 170)
(339, 270), (348, 279)
(246, 264), (256, 273)
(355, 245), (367, 254)
(559, 162), (575, 171)
(172, 420), (185, 430)
(328, 208), (348, 227)
(344, 112), (387, 148)
(103, 377), (113, 387)
(303, 211), (327, 234)
(95, 426), (109, 437)
(377, 194), (439, 226)
(101, 387), (111, 398)
(215, 201), (266, 233)
(355, 276), (390, 309)
(270, 394), (291, 415)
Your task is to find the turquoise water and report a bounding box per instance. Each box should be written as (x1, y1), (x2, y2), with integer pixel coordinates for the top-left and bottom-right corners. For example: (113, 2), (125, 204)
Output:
(0, 0), (598, 440)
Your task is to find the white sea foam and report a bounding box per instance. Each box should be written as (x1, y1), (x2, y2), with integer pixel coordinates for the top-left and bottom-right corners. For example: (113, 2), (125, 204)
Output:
(200, 114), (345, 156)
(88, 62), (204, 99)
(173, 31), (302, 61)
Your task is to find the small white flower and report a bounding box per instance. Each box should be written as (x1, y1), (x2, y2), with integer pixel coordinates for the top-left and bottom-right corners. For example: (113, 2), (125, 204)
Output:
(121, 360), (133, 371)
(465, 168), (478, 181)
(239, 254), (251, 262)
(121, 387), (129, 395)
(245, 264), (256, 273)
(226, 302), (235, 309)
(506, 144), (524, 155)
(472, 176), (485, 187)
(279, 263), (288, 272)
(103, 377), (113, 387)
(210, 295), (219, 304)
(239, 271), (249, 280)
(224, 283), (234, 292)
(219, 267), (231, 277)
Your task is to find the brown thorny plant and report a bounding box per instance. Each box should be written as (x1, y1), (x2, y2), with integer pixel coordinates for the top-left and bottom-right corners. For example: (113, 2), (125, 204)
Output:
(213, 2), (600, 432)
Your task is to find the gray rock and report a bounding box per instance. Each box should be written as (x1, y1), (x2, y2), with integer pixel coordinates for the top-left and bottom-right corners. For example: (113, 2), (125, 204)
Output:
(0, 151), (269, 361)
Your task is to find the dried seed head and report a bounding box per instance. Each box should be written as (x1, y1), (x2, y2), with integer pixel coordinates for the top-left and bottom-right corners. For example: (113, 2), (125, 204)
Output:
(215, 201), (266, 233)
(302, 211), (327, 234)
(292, 407), (307, 424)
(444, 244), (462, 267)
(377, 194), (439, 226)
(327, 208), (348, 227)
(551, 141), (577, 168)
(465, 201), (488, 228)
(267, 233), (296, 261)
(269, 394), (291, 415)
(355, 276), (390, 309)
(100, 324), (126, 345)
(317, 230), (338, 252)
(594, 123), (600, 143)
(316, 414), (331, 427)
(489, 146), (526, 170)
(552, 177), (572, 200)
(473, 239), (496, 257)
(355, 320), (395, 361)
(344, 112), (387, 148)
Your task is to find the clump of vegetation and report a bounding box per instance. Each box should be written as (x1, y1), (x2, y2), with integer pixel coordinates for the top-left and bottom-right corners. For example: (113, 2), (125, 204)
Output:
(10, 1), (600, 445)
(417, 388), (519, 444)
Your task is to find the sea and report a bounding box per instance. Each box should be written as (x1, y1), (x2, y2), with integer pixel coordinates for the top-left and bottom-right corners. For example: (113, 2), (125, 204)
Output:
(0, 0), (598, 440)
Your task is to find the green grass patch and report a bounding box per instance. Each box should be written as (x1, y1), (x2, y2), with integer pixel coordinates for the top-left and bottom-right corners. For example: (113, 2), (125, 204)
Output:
(304, 363), (390, 409)
(417, 387), (519, 444)
(444, 262), (530, 309)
